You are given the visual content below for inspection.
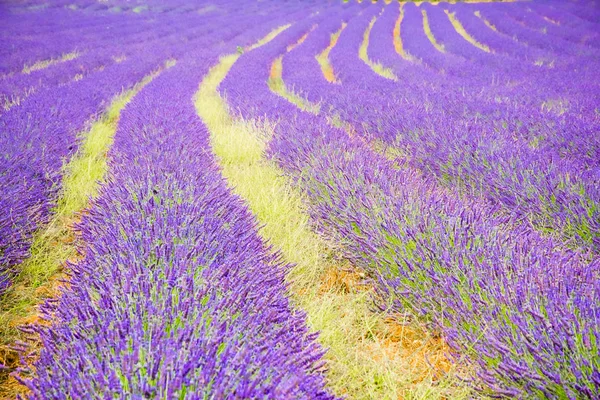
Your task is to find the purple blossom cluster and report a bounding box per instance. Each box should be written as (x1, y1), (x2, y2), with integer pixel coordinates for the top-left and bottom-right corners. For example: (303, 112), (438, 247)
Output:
(219, 0), (600, 397)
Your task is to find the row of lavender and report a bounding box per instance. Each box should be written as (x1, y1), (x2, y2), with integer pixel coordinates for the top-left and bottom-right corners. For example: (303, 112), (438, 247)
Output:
(0, 1), (251, 294)
(220, 1), (600, 398)
(14, 0), (338, 397)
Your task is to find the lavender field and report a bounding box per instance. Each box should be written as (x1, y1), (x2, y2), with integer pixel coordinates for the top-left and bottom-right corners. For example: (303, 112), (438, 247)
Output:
(0, 0), (599, 398)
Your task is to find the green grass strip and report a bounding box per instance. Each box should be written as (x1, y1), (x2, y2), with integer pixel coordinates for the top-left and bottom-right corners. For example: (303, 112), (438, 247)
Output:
(268, 56), (320, 114)
(316, 23), (346, 84)
(22, 51), (80, 74)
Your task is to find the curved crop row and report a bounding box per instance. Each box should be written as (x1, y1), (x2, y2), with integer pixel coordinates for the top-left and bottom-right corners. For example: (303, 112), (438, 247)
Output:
(216, 9), (475, 399)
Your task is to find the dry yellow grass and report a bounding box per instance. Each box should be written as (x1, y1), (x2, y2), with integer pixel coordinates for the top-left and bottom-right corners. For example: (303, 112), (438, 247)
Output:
(22, 51), (80, 74)
(422, 9), (446, 53)
(394, 4), (416, 61)
(287, 24), (317, 52)
(316, 22), (346, 84)
(360, 16), (399, 81)
(474, 10), (498, 32)
(445, 10), (491, 52)
(269, 56), (320, 114)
